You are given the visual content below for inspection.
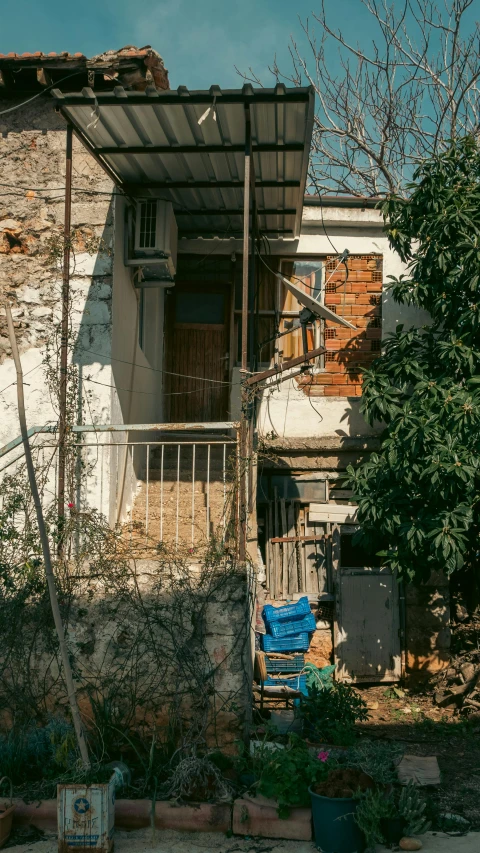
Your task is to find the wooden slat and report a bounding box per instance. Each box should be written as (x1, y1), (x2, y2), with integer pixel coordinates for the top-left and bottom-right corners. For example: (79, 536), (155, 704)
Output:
(280, 498), (288, 599)
(309, 504), (358, 523)
(287, 500), (298, 594)
(273, 489), (281, 601)
(265, 502), (271, 595)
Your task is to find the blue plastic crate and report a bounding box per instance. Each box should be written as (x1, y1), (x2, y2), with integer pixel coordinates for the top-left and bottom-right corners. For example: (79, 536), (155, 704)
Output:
(265, 654), (305, 674)
(263, 596), (311, 625)
(261, 632), (310, 653)
(265, 674), (308, 696)
(269, 612), (317, 638)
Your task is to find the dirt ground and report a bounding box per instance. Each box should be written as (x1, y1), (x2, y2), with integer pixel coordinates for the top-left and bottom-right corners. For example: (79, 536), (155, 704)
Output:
(354, 681), (480, 829)
(4, 828), (480, 853)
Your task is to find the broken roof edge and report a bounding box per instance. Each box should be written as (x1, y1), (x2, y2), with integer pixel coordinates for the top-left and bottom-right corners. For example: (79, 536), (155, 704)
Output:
(0, 46), (169, 96)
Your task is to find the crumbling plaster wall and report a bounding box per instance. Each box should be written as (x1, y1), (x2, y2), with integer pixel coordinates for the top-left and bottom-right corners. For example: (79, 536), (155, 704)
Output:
(0, 98), (114, 451)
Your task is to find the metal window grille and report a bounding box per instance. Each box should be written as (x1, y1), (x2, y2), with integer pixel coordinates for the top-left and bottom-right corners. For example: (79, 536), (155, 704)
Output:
(139, 201), (157, 249)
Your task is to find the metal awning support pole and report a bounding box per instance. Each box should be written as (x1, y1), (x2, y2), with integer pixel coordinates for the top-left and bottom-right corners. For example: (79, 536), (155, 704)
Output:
(58, 124), (73, 546)
(239, 107), (252, 563)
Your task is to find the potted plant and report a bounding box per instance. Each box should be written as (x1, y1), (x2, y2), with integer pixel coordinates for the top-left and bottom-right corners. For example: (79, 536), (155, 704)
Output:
(300, 682), (369, 747)
(309, 766), (373, 853)
(354, 781), (432, 852)
(0, 777), (15, 849)
(256, 735), (330, 818)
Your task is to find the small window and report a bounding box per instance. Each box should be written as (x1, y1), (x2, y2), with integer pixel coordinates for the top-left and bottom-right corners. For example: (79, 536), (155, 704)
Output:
(258, 474), (327, 503)
(175, 292), (224, 324)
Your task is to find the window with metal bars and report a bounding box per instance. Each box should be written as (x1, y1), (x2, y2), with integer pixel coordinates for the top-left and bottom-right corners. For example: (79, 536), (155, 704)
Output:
(139, 200), (157, 249)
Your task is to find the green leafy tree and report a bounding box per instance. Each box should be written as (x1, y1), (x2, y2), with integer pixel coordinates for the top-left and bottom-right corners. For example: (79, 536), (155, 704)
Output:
(346, 137), (480, 584)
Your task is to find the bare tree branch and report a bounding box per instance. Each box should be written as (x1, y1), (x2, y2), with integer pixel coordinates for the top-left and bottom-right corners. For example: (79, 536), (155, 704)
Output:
(238, 0), (480, 196)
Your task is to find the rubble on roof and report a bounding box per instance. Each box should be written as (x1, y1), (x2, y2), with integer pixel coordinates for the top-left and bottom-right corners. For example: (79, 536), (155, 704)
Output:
(0, 45), (169, 96)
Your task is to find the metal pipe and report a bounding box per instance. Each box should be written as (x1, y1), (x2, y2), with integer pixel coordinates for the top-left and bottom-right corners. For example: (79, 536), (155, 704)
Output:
(239, 107), (252, 563)
(160, 445), (164, 542)
(223, 443), (226, 541)
(206, 444), (211, 539)
(57, 124), (73, 538)
(175, 444), (180, 547)
(145, 444), (150, 538)
(191, 444), (196, 548)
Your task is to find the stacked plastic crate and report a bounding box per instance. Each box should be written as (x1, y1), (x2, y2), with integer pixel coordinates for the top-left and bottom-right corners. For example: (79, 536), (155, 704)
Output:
(261, 597), (316, 696)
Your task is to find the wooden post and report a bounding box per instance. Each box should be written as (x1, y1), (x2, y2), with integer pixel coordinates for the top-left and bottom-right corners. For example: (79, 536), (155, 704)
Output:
(5, 303), (90, 769)
(58, 123), (73, 542)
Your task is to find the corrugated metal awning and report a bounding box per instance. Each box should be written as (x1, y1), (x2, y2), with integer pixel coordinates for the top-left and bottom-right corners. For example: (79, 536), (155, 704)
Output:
(52, 84), (314, 239)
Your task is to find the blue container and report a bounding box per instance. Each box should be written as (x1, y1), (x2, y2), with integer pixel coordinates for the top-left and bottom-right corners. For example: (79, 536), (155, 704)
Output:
(309, 787), (365, 853)
(263, 596), (311, 625)
(261, 633), (310, 653)
(265, 674), (308, 695)
(269, 612), (317, 638)
(265, 654), (304, 674)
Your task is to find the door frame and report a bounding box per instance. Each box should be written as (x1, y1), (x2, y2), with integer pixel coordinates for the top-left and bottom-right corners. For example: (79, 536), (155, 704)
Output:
(164, 278), (233, 422)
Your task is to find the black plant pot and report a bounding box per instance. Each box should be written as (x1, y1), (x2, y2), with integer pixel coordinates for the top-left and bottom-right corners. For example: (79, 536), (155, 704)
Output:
(380, 817), (406, 845)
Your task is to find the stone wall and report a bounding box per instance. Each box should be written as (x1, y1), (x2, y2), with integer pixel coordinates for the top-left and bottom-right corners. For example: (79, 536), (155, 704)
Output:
(0, 97), (114, 449)
(406, 571), (451, 677)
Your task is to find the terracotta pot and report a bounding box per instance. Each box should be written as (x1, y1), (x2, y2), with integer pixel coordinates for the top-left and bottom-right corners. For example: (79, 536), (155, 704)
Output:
(0, 804), (15, 849)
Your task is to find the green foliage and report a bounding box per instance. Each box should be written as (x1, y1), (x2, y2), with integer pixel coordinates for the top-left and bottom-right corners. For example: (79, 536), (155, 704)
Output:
(257, 735), (329, 818)
(354, 787), (396, 851)
(347, 739), (404, 786)
(0, 718), (79, 785)
(399, 781), (432, 835)
(299, 683), (369, 746)
(346, 137), (480, 581)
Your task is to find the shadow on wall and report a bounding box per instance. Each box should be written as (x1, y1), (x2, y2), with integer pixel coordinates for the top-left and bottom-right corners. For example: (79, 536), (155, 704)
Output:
(72, 195), (165, 523)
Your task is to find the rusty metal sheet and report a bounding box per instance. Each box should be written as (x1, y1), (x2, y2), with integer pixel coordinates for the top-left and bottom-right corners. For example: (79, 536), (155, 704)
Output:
(334, 555), (401, 683)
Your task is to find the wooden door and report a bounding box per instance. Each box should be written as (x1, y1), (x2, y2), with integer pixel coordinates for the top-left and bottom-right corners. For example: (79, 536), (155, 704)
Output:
(333, 527), (402, 683)
(165, 282), (230, 422)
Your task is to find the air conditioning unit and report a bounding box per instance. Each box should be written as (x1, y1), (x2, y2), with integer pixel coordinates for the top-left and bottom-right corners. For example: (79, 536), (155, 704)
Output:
(125, 200), (178, 280)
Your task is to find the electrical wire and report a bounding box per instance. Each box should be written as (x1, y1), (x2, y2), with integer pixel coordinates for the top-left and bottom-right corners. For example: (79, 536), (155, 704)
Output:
(83, 375), (230, 397)
(81, 349), (239, 386)
(0, 70), (88, 116)
(0, 361), (43, 397)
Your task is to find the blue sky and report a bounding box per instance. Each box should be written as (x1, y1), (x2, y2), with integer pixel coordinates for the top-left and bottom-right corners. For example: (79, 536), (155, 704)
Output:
(0, 0), (376, 90)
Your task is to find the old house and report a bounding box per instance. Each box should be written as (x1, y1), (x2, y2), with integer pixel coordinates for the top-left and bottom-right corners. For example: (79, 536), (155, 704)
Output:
(0, 46), (449, 748)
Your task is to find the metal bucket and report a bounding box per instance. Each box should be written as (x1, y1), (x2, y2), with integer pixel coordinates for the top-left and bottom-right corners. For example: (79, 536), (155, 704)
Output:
(57, 775), (115, 852)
